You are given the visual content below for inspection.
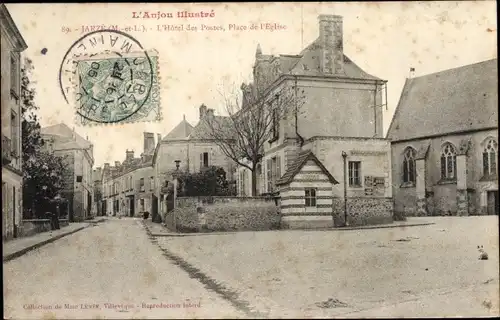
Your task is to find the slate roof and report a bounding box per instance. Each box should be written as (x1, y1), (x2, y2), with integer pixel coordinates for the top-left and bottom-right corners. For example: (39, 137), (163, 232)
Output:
(188, 116), (233, 140)
(258, 39), (382, 81)
(162, 117), (194, 141)
(276, 150), (339, 186)
(387, 59), (498, 142)
(41, 123), (92, 150)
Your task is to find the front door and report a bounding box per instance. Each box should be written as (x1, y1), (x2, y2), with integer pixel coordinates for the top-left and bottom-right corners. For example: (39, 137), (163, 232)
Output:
(129, 195), (135, 217)
(487, 191), (499, 215)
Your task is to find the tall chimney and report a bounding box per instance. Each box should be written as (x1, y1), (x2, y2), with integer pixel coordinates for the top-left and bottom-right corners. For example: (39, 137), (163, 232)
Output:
(157, 133), (162, 143)
(114, 161), (121, 167)
(318, 14), (344, 74)
(126, 149), (134, 161)
(206, 108), (215, 119)
(199, 104), (207, 119)
(104, 163), (110, 170)
(143, 132), (155, 154)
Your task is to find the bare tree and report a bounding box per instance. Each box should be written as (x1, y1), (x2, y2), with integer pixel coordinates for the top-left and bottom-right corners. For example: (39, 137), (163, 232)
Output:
(205, 78), (305, 196)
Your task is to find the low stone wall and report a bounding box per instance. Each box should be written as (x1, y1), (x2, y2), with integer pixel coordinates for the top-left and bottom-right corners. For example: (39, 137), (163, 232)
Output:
(21, 219), (70, 237)
(332, 197), (394, 226)
(166, 197), (280, 233)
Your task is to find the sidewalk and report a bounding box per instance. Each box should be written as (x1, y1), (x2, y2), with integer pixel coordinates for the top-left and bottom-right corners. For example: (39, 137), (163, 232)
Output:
(143, 218), (435, 237)
(2, 221), (96, 262)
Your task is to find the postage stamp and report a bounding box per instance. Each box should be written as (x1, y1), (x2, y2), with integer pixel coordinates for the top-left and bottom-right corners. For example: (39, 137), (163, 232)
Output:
(58, 30), (161, 125)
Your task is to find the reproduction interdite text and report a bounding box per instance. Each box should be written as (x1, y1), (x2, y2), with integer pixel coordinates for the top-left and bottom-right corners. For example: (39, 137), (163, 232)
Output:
(22, 300), (202, 311)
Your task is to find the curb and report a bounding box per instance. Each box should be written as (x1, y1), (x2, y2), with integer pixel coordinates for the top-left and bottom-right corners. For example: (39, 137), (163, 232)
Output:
(3, 226), (87, 263)
(332, 222), (435, 231)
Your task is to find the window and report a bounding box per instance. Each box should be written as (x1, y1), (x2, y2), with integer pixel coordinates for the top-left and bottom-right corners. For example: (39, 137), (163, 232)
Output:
(266, 156), (281, 192)
(76, 175), (83, 182)
(402, 147), (416, 184)
(240, 170), (247, 196)
(483, 139), (498, 176)
(348, 161), (361, 187)
(10, 53), (20, 96)
(305, 188), (317, 207)
(440, 143), (457, 180)
(10, 111), (18, 157)
(200, 152), (209, 168)
(129, 176), (133, 190)
(271, 109), (280, 140)
(150, 176), (155, 190)
(140, 178), (145, 192)
(140, 198), (145, 211)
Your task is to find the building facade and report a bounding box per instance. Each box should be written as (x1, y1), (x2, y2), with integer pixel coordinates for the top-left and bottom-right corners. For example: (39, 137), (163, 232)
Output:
(1, 4), (28, 240)
(236, 14), (393, 228)
(41, 124), (94, 222)
(153, 107), (236, 216)
(388, 59), (498, 217)
(102, 133), (157, 217)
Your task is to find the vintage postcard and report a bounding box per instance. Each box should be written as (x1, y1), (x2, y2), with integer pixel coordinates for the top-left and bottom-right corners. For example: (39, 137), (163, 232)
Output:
(2, 1), (498, 319)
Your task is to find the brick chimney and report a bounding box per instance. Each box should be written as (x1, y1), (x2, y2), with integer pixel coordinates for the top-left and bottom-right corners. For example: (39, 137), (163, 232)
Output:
(104, 163), (110, 170)
(199, 104), (207, 119)
(114, 161), (121, 167)
(143, 132), (155, 154)
(318, 14), (344, 74)
(206, 108), (214, 119)
(157, 133), (162, 143)
(126, 149), (134, 161)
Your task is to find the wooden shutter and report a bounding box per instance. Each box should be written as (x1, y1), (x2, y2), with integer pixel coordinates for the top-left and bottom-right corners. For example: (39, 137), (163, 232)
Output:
(276, 156), (281, 180)
(266, 159), (272, 192)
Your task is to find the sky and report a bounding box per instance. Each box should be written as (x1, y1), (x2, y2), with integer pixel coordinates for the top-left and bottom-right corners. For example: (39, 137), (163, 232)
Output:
(7, 2), (497, 168)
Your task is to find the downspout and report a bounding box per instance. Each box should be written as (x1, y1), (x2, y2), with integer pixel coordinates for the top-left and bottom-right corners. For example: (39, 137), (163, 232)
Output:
(294, 75), (305, 147)
(342, 151), (348, 226)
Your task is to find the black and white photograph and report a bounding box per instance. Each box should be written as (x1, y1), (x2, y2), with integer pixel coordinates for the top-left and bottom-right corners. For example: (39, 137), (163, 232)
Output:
(1, 1), (498, 318)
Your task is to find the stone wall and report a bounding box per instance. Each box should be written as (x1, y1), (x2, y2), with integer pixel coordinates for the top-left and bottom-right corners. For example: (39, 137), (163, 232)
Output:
(21, 219), (70, 237)
(166, 197), (280, 233)
(332, 197), (393, 226)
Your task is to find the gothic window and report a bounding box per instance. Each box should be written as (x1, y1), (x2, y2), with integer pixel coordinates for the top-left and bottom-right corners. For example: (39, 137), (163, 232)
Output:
(483, 139), (498, 176)
(440, 143), (457, 180)
(402, 147), (416, 184)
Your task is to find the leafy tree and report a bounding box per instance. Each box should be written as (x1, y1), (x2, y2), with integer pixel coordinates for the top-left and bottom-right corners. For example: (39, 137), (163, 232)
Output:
(21, 58), (67, 218)
(177, 166), (234, 197)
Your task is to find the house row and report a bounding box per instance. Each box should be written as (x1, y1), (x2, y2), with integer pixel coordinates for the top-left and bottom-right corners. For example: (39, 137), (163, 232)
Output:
(1, 4), (27, 240)
(100, 132), (157, 217)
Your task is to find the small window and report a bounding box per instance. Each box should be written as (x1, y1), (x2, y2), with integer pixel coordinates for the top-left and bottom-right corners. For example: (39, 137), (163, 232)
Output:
(305, 188), (317, 207)
(203, 152), (209, 167)
(348, 161), (361, 187)
(150, 176), (155, 190)
(140, 178), (145, 191)
(76, 175), (83, 182)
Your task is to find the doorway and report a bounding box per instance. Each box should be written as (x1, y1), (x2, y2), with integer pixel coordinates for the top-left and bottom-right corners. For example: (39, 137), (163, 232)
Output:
(487, 191), (499, 215)
(128, 195), (135, 217)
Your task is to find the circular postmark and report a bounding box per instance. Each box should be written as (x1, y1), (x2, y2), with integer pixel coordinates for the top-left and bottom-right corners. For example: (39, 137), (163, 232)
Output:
(59, 30), (155, 124)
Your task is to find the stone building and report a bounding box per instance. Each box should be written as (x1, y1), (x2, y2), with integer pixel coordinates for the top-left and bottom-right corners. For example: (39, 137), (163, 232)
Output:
(388, 59), (498, 217)
(102, 132), (157, 217)
(152, 107), (236, 215)
(236, 14), (393, 228)
(1, 4), (28, 240)
(92, 167), (103, 216)
(41, 123), (95, 222)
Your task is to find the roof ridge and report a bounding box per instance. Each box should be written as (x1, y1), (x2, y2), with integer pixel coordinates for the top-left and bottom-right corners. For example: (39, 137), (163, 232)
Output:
(410, 58), (497, 80)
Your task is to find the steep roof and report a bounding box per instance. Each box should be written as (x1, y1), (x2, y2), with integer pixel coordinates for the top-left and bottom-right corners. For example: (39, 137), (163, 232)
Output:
(162, 117), (194, 141)
(188, 116), (232, 140)
(41, 123), (92, 149)
(276, 150), (339, 186)
(0, 4), (28, 51)
(387, 59), (498, 142)
(258, 38), (382, 81)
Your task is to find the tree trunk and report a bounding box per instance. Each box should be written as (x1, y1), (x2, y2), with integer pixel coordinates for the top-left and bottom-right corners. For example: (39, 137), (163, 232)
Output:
(251, 168), (257, 197)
